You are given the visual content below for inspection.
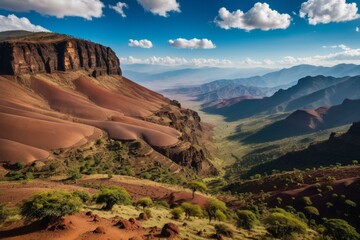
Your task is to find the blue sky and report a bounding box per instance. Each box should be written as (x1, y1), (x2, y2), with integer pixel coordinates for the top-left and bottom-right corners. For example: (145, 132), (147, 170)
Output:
(1, 0), (360, 68)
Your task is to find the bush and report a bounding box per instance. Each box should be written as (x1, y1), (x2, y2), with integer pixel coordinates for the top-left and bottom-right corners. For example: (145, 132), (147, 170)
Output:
(155, 200), (169, 209)
(205, 199), (227, 223)
(181, 202), (202, 219)
(236, 210), (257, 230)
(95, 186), (132, 210)
(5, 171), (26, 181)
(265, 211), (307, 238)
(144, 208), (152, 219)
(170, 207), (184, 220)
(304, 206), (319, 221)
(214, 224), (234, 238)
(137, 197), (153, 210)
(215, 209), (227, 221)
(21, 190), (82, 223)
(302, 196), (312, 206)
(0, 204), (10, 225)
(323, 218), (360, 240)
(72, 190), (91, 203)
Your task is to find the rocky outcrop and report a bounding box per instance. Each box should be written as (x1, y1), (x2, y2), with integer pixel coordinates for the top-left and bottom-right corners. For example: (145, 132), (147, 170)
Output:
(0, 33), (121, 77)
(148, 103), (218, 175)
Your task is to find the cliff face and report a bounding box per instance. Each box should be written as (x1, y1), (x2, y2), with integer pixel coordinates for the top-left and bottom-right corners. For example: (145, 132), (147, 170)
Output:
(0, 34), (121, 77)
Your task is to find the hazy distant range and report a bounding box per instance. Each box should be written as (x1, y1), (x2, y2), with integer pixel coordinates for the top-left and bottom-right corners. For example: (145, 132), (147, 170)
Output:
(121, 64), (275, 90)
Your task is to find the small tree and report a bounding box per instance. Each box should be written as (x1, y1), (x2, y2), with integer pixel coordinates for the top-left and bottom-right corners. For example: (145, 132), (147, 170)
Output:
(215, 209), (227, 221)
(187, 181), (207, 199)
(214, 224), (234, 238)
(137, 197), (153, 210)
(21, 190), (82, 224)
(181, 202), (202, 219)
(323, 218), (360, 240)
(236, 210), (257, 230)
(170, 207), (184, 220)
(95, 186), (132, 210)
(205, 199), (227, 223)
(304, 206), (319, 222)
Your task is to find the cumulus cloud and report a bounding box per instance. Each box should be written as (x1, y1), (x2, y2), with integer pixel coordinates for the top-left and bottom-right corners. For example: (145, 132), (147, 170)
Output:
(214, 3), (291, 31)
(109, 2), (128, 17)
(0, 0), (104, 20)
(300, 0), (359, 25)
(120, 56), (233, 67)
(137, 0), (180, 17)
(168, 38), (216, 49)
(128, 39), (153, 49)
(0, 14), (50, 32)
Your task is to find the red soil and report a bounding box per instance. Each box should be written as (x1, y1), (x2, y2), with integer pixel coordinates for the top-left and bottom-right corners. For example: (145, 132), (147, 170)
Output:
(0, 73), (182, 164)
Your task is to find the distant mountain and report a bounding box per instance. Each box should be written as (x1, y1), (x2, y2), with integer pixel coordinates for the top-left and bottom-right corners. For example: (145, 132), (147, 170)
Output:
(245, 99), (360, 142)
(164, 63), (360, 103)
(122, 65), (274, 90)
(247, 121), (360, 175)
(205, 75), (356, 121)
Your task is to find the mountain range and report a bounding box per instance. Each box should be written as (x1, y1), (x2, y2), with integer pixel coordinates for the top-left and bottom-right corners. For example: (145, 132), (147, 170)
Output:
(204, 75), (360, 121)
(164, 63), (360, 104)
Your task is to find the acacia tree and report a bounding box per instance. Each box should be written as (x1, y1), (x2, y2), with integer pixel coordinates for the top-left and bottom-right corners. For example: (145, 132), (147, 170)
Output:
(205, 199), (227, 223)
(96, 186), (132, 210)
(21, 190), (82, 224)
(187, 181), (207, 199)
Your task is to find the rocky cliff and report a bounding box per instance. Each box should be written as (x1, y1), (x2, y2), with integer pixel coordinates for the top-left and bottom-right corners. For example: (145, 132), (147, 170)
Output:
(0, 32), (121, 77)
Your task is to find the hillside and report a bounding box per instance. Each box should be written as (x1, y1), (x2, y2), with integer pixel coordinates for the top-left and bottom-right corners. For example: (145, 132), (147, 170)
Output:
(246, 99), (360, 142)
(0, 32), (217, 178)
(247, 121), (360, 175)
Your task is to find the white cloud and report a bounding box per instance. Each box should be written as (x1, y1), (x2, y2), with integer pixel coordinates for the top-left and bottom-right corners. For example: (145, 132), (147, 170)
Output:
(0, 14), (50, 32)
(128, 39), (153, 49)
(0, 0), (104, 20)
(356, 27), (360, 32)
(120, 56), (233, 67)
(137, 0), (180, 17)
(300, 0), (359, 25)
(109, 2), (128, 18)
(168, 38), (216, 49)
(214, 3), (291, 31)
(322, 44), (351, 51)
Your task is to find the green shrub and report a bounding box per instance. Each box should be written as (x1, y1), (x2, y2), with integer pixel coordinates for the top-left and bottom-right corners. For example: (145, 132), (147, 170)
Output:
(72, 190), (91, 203)
(215, 209), (227, 221)
(5, 171), (26, 181)
(302, 196), (312, 206)
(181, 202), (202, 219)
(170, 207), (184, 220)
(236, 210), (257, 230)
(265, 211), (307, 238)
(323, 218), (360, 240)
(95, 186), (132, 210)
(205, 199), (227, 223)
(214, 224), (234, 238)
(304, 206), (319, 221)
(0, 204), (10, 225)
(21, 190), (82, 223)
(144, 208), (152, 218)
(137, 197), (153, 210)
(155, 200), (169, 209)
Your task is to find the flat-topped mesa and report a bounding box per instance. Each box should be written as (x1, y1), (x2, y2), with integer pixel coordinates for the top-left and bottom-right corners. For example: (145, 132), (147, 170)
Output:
(0, 33), (121, 77)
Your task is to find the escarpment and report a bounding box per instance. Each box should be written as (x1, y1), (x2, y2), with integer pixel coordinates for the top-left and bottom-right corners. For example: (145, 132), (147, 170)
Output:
(0, 33), (121, 76)
(0, 32), (217, 177)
